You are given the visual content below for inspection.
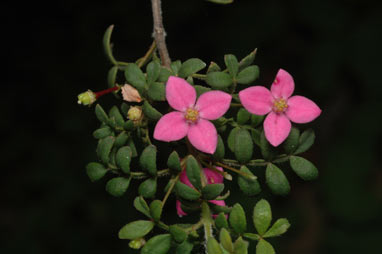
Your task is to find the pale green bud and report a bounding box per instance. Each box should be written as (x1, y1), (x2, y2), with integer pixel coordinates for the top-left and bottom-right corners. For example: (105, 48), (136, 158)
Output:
(77, 90), (96, 106)
(129, 238), (146, 249)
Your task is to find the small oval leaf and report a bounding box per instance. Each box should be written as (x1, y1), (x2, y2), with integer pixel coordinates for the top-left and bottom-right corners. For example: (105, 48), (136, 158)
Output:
(118, 220), (154, 240)
(265, 163), (290, 196)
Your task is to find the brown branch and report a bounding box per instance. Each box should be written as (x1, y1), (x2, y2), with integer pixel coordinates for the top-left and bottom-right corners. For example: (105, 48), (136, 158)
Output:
(151, 0), (171, 68)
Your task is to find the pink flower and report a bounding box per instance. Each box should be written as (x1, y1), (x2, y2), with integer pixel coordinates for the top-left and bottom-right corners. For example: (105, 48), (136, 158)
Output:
(154, 76), (232, 154)
(239, 69), (321, 147)
(176, 167), (226, 217)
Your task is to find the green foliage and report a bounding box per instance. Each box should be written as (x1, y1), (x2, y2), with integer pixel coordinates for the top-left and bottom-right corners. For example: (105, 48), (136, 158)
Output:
(202, 183), (224, 200)
(265, 163), (290, 195)
(169, 225), (188, 243)
(141, 234), (172, 254)
(234, 128), (253, 163)
(178, 58), (206, 78)
(175, 182), (201, 201)
(207, 237), (223, 254)
(167, 151), (182, 173)
(186, 156), (202, 190)
(149, 200), (162, 221)
(138, 178), (157, 199)
(124, 63), (146, 93)
(225, 54), (239, 77)
(105, 177), (131, 197)
(290, 156), (318, 180)
(118, 220), (154, 239)
(140, 145), (157, 176)
(86, 162), (108, 182)
(206, 71), (233, 89)
(253, 199), (272, 235)
(237, 166), (261, 196)
(229, 204), (247, 234)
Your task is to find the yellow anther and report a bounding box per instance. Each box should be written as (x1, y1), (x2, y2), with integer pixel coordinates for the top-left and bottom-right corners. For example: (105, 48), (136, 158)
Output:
(273, 98), (288, 113)
(185, 108), (199, 123)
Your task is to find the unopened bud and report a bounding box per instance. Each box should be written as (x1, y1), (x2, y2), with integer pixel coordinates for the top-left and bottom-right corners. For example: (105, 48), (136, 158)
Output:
(129, 238), (146, 249)
(121, 84), (142, 103)
(77, 90), (96, 106)
(128, 106), (143, 121)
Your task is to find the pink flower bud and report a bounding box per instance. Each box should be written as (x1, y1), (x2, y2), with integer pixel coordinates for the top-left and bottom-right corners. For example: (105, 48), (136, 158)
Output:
(121, 84), (142, 103)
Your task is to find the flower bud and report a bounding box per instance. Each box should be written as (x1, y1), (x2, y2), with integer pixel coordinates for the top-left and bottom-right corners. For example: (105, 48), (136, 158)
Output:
(77, 90), (96, 106)
(129, 238), (146, 249)
(128, 106), (143, 122)
(121, 84), (142, 103)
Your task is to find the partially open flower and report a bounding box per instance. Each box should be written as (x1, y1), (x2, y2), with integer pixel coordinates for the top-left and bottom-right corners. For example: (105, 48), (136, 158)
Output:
(121, 84), (142, 103)
(176, 166), (226, 217)
(77, 90), (96, 106)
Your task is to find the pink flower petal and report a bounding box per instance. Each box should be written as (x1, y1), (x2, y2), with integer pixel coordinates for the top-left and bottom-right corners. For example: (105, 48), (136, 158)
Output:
(179, 168), (193, 188)
(286, 96), (322, 123)
(239, 86), (273, 115)
(209, 200), (226, 207)
(166, 76), (196, 112)
(176, 200), (188, 217)
(188, 119), (218, 154)
(153, 112), (189, 142)
(203, 167), (224, 184)
(196, 91), (232, 120)
(264, 112), (292, 146)
(270, 69), (295, 99)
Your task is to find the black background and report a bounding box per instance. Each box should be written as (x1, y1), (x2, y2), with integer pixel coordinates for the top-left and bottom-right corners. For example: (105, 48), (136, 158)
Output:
(3, 0), (382, 253)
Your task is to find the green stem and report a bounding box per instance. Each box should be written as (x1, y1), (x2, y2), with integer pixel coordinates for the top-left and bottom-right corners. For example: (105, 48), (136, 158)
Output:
(191, 73), (207, 80)
(137, 41), (156, 68)
(201, 202), (213, 239)
(162, 174), (179, 208)
(130, 168), (170, 179)
(215, 161), (257, 180)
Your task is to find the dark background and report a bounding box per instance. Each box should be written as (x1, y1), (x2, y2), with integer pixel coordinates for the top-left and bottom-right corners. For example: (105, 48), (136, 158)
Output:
(3, 0), (382, 253)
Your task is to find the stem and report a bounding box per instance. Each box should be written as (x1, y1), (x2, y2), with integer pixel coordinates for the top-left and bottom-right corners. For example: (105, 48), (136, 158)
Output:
(137, 41), (157, 68)
(95, 86), (120, 99)
(151, 0), (171, 67)
(162, 174), (179, 207)
(215, 161), (257, 180)
(201, 202), (213, 238)
(129, 168), (170, 179)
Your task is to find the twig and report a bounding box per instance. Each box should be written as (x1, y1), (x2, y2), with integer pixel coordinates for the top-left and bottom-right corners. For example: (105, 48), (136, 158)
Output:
(151, 0), (171, 67)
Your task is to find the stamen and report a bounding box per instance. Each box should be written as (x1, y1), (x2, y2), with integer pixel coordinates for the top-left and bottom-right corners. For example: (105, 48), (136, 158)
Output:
(273, 98), (288, 113)
(185, 108), (199, 123)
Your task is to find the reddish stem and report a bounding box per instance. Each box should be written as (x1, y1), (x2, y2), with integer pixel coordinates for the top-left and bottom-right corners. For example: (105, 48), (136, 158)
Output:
(95, 86), (119, 99)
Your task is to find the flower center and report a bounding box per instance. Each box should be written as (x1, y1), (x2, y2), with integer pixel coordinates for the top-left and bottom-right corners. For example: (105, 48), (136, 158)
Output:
(273, 98), (288, 113)
(185, 108), (199, 123)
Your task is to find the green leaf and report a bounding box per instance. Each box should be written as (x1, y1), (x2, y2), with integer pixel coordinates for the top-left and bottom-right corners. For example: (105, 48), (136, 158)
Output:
(127, 137), (138, 157)
(263, 218), (290, 238)
(148, 82), (166, 101)
(237, 108), (251, 125)
(206, 71), (233, 89)
(186, 76), (194, 85)
(146, 61), (161, 83)
(186, 156), (202, 190)
(107, 66), (118, 88)
(215, 212), (229, 230)
(158, 67), (172, 82)
(243, 233), (260, 241)
(238, 166), (261, 196)
(229, 204), (247, 234)
(124, 63), (146, 93)
(175, 182), (201, 201)
(265, 163), (290, 196)
(116, 146), (132, 174)
(234, 237), (249, 254)
(250, 114), (264, 127)
(207, 61), (221, 73)
(228, 127), (240, 152)
(178, 58), (206, 78)
(118, 220), (154, 240)
(149, 200), (162, 221)
(167, 151), (182, 173)
(114, 131), (129, 147)
(93, 127), (112, 139)
(105, 177), (131, 197)
(95, 104), (109, 123)
(170, 60), (182, 75)
(103, 25), (117, 65)
(194, 85), (211, 97)
(140, 145), (157, 176)
(239, 48), (257, 71)
(86, 162), (108, 182)
(109, 106), (124, 127)
(225, 54), (239, 77)
(220, 228), (233, 253)
(202, 184), (224, 200)
(207, 237), (223, 254)
(289, 156), (318, 180)
(176, 241), (193, 254)
(256, 239), (275, 254)
(236, 65), (259, 85)
(134, 196), (151, 218)
(294, 129), (315, 154)
(283, 127), (300, 154)
(142, 101), (162, 121)
(97, 136), (115, 164)
(213, 135), (225, 161)
(251, 129), (261, 147)
(206, 0), (234, 4)
(253, 199), (272, 235)
(120, 102), (129, 117)
(124, 120), (135, 131)
(138, 178), (157, 199)
(170, 225), (188, 243)
(141, 234), (172, 254)
(260, 131), (277, 161)
(234, 128), (253, 163)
